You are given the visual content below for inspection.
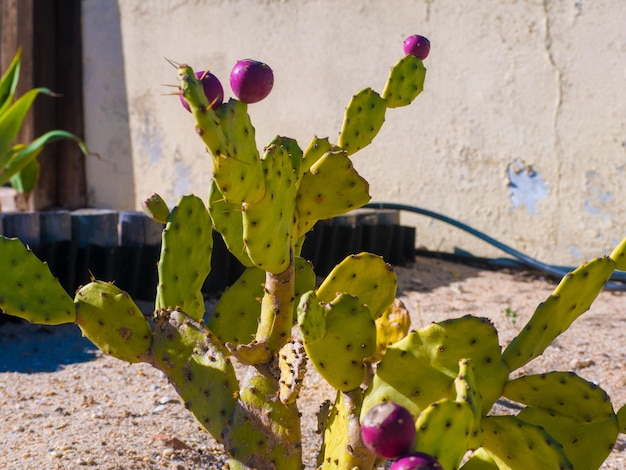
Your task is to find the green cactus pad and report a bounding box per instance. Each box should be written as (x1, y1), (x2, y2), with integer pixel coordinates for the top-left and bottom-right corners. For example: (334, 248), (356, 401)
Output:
(317, 389), (377, 469)
(502, 256), (615, 371)
(295, 150), (370, 237)
(609, 236), (626, 271)
(454, 359), (482, 449)
(155, 195), (213, 321)
(268, 135), (303, 182)
(142, 193), (170, 224)
(0, 237), (75, 324)
(381, 55), (427, 108)
(301, 136), (333, 174)
(504, 372), (615, 423)
(177, 66), (229, 156)
(178, 66), (264, 205)
(367, 297), (411, 363)
(618, 404), (626, 433)
(413, 398), (475, 470)
(213, 99), (265, 204)
(297, 291), (327, 341)
(338, 87), (387, 155)
(316, 252), (397, 320)
(505, 372), (619, 470)
(480, 415), (573, 469)
(242, 142), (297, 273)
(298, 292), (377, 391)
(208, 179), (253, 267)
(362, 315), (509, 420)
(75, 281), (152, 363)
(207, 266), (265, 345)
(150, 308), (237, 442)
(278, 339), (307, 405)
(517, 408), (618, 469)
(460, 448), (499, 470)
(293, 257), (316, 315)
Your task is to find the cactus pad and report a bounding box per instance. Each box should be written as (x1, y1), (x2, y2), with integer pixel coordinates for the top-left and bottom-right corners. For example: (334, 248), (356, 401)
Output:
(155, 195), (214, 320)
(480, 415), (573, 469)
(142, 193), (170, 224)
(208, 179), (253, 267)
(338, 87), (387, 155)
(317, 389), (377, 469)
(502, 256), (616, 371)
(301, 135), (333, 174)
(617, 404), (626, 433)
(504, 372), (615, 423)
(208, 266), (265, 345)
(454, 359), (482, 449)
(298, 292), (377, 391)
(504, 372), (619, 468)
(242, 142), (296, 273)
(367, 298), (411, 363)
(362, 315), (509, 420)
(517, 409), (617, 469)
(413, 398), (475, 470)
(150, 308), (237, 442)
(269, 135), (303, 182)
(609, 236), (626, 271)
(75, 281), (152, 363)
(0, 237), (75, 324)
(213, 98), (265, 204)
(381, 55), (427, 108)
(460, 448), (499, 470)
(295, 150), (370, 236)
(316, 252), (397, 320)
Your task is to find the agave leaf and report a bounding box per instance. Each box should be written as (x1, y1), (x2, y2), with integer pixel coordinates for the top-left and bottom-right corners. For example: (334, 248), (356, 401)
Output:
(0, 48), (21, 115)
(0, 87), (55, 164)
(0, 130), (88, 185)
(10, 159), (40, 194)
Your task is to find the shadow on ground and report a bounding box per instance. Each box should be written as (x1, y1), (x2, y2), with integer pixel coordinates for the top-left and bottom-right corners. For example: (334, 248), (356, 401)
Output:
(0, 316), (97, 373)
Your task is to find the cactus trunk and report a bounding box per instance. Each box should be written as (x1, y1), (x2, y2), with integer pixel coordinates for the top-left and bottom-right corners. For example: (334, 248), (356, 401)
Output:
(224, 364), (302, 469)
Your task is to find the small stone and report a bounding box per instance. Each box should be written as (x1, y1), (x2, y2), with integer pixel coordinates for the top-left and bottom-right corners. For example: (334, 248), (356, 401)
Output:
(152, 404), (167, 414)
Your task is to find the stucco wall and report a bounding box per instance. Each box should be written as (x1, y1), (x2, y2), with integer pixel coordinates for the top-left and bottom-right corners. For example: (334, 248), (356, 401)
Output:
(82, 0), (626, 265)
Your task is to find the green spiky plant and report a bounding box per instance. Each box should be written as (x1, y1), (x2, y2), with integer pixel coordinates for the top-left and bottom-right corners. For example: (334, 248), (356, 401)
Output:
(0, 48), (89, 207)
(1, 39), (626, 469)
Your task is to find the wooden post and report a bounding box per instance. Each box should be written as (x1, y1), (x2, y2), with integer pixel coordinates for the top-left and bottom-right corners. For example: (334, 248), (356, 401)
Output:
(1, 0), (86, 211)
(54, 0), (86, 209)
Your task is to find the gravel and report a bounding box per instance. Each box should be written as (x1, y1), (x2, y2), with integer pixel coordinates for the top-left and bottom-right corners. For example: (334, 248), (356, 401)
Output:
(1, 256), (625, 469)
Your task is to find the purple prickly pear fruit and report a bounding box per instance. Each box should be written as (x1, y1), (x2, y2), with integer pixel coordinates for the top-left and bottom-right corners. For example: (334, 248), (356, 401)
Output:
(180, 70), (224, 112)
(361, 401), (416, 459)
(391, 452), (443, 470)
(229, 59), (274, 103)
(403, 35), (430, 60)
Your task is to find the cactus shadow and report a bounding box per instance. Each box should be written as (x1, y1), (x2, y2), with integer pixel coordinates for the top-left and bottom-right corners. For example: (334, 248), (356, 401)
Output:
(395, 254), (489, 295)
(0, 317), (97, 373)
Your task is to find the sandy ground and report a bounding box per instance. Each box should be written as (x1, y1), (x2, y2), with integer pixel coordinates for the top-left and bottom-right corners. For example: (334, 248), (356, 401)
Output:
(1, 255), (626, 469)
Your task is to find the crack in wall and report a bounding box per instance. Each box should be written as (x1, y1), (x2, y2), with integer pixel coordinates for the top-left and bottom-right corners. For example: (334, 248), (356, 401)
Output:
(541, 0), (564, 248)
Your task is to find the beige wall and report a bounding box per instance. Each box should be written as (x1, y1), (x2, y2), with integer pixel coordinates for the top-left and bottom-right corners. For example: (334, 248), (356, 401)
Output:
(82, 0), (626, 265)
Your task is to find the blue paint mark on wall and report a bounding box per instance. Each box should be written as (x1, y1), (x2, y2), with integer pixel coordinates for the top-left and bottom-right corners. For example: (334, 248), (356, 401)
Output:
(174, 159), (192, 195)
(506, 159), (548, 215)
(136, 111), (162, 165)
(584, 170), (613, 219)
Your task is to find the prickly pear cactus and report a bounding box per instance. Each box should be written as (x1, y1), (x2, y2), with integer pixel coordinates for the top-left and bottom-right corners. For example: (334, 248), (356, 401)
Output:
(1, 35), (626, 470)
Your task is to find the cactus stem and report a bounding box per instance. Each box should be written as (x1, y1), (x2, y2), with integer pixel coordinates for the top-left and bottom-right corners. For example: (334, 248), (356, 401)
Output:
(255, 254), (296, 354)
